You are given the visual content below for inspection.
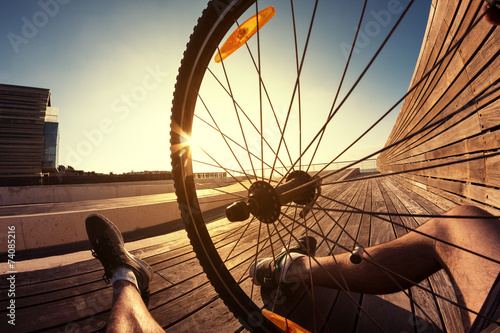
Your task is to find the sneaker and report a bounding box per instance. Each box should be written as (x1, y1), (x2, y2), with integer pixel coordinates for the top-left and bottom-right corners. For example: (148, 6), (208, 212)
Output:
(85, 213), (154, 305)
(249, 235), (317, 288)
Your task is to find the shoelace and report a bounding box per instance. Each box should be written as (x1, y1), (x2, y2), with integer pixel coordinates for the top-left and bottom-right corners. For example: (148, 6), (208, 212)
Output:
(91, 250), (111, 284)
(90, 234), (122, 284)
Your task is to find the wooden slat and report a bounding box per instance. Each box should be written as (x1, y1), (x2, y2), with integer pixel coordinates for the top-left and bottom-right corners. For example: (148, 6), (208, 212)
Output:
(380, 180), (444, 332)
(377, 0), (500, 216)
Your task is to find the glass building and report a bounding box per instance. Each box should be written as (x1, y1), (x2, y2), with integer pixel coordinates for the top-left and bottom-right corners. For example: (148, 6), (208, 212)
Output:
(42, 107), (60, 171)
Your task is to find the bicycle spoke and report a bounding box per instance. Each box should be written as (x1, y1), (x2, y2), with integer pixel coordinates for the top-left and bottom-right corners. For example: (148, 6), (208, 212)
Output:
(239, 29), (296, 173)
(316, 193), (500, 265)
(274, 215), (388, 332)
(193, 179), (248, 200)
(197, 145), (251, 190)
(194, 114), (285, 178)
(309, 7), (494, 179)
(269, 0), (319, 182)
(205, 67), (291, 173)
(288, 0), (302, 171)
(222, 219), (254, 263)
(217, 52), (259, 180)
(254, 1), (265, 180)
(280, 206), (486, 327)
(306, 0), (368, 173)
(274, 0), (416, 188)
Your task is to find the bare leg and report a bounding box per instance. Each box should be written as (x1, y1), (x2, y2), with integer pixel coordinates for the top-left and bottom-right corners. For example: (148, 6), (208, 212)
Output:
(484, 2), (500, 25)
(286, 205), (500, 329)
(433, 205), (500, 328)
(85, 214), (160, 332)
(107, 280), (163, 333)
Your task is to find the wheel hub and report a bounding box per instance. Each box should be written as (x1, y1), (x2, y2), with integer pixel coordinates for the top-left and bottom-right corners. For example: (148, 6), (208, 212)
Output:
(225, 171), (319, 223)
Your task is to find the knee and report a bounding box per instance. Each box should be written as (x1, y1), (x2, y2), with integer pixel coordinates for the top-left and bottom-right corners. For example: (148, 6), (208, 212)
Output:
(426, 205), (494, 242)
(483, 4), (500, 26)
(435, 205), (499, 246)
(444, 205), (492, 218)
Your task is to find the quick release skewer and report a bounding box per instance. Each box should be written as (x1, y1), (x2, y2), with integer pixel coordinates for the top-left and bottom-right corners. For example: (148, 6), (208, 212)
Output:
(225, 171), (319, 223)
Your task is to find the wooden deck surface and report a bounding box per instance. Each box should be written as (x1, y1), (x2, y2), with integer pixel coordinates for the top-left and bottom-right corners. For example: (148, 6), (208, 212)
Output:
(0, 173), (466, 332)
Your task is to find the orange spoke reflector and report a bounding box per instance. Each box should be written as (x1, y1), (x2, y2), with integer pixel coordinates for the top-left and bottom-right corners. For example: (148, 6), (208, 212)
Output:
(262, 309), (311, 333)
(214, 6), (276, 63)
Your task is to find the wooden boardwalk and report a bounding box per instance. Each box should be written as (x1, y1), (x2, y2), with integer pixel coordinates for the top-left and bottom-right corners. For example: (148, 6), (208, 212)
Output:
(0, 172), (470, 332)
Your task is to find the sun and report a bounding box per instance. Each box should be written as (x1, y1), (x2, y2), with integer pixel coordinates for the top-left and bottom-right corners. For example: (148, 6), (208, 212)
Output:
(170, 122), (195, 155)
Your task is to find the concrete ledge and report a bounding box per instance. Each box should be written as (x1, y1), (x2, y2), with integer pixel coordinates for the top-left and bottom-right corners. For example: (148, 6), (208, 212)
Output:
(0, 177), (244, 205)
(0, 181), (173, 206)
(0, 183), (246, 251)
(0, 171), (363, 252)
(339, 168), (360, 180)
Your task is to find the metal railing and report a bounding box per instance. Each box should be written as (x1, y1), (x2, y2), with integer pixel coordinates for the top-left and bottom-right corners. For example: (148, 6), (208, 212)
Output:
(224, 158), (378, 179)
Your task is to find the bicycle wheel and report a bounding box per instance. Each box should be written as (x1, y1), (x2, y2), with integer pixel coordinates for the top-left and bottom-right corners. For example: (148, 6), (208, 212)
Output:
(170, 0), (500, 331)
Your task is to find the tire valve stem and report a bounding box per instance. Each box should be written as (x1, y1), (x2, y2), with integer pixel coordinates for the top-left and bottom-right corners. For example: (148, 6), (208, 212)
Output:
(350, 246), (364, 264)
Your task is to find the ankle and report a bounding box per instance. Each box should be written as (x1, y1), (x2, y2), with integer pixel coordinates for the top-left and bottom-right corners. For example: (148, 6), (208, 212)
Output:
(282, 255), (311, 284)
(112, 267), (140, 293)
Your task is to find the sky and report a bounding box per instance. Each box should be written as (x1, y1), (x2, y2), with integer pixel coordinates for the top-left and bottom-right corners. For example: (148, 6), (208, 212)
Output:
(0, 0), (431, 175)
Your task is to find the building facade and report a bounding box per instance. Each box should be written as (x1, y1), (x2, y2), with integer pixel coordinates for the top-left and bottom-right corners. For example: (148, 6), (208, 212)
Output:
(0, 84), (59, 184)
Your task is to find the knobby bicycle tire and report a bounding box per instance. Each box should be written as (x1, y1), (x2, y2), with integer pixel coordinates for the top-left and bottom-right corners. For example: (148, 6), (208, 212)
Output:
(170, 0), (280, 331)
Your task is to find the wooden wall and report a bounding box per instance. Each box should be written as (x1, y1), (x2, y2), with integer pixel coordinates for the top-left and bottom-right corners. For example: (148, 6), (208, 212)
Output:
(377, 0), (500, 214)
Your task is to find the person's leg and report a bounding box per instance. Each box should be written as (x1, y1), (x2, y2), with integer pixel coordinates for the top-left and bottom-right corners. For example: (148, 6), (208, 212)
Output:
(85, 214), (163, 332)
(254, 205), (500, 329)
(484, 1), (500, 25)
(107, 280), (163, 333)
(286, 215), (443, 293)
(432, 205), (500, 328)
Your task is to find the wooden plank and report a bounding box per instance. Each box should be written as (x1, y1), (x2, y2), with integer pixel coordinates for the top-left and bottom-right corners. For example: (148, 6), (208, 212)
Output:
(334, 180), (368, 253)
(322, 179), (368, 331)
(381, 0), (474, 160)
(384, 177), (464, 333)
(388, 175), (455, 216)
(281, 180), (366, 331)
(486, 153), (500, 188)
(381, 179), (445, 332)
(355, 179), (416, 332)
(414, 113), (481, 159)
(377, 0), (500, 201)
(357, 180), (372, 249)
(465, 27), (500, 93)
(385, 0), (458, 147)
(354, 179), (389, 331)
(164, 297), (242, 332)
